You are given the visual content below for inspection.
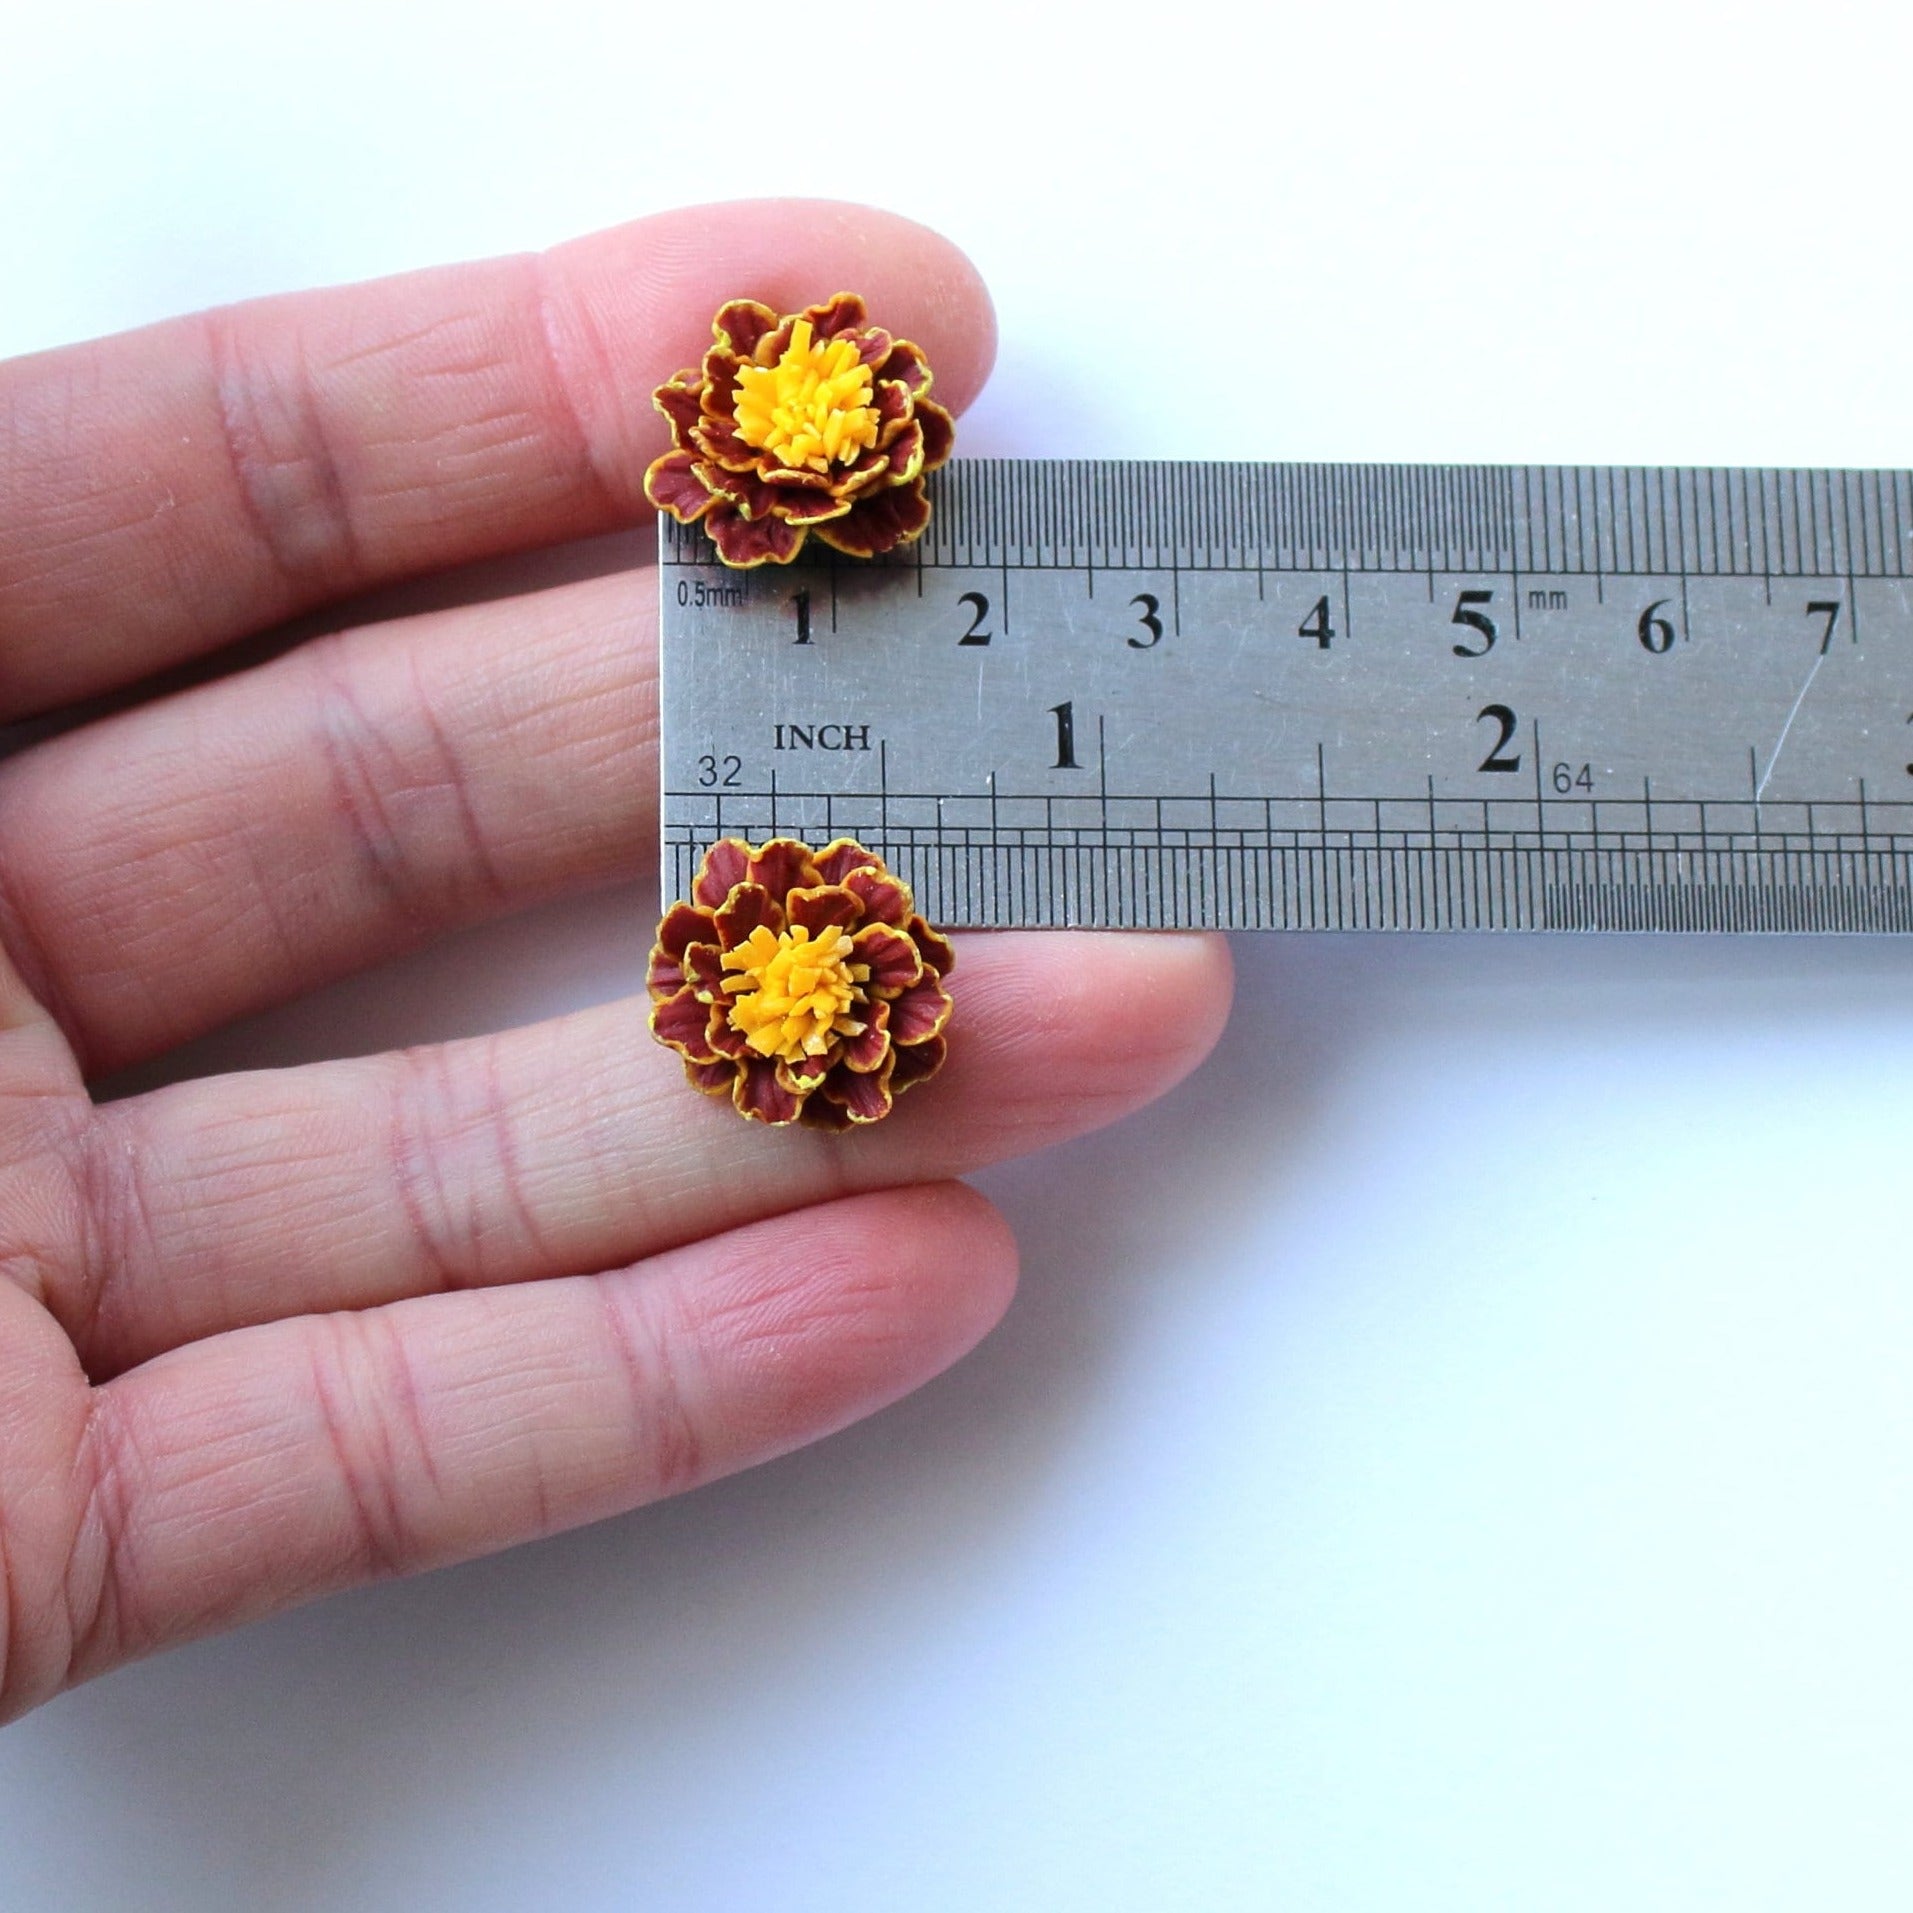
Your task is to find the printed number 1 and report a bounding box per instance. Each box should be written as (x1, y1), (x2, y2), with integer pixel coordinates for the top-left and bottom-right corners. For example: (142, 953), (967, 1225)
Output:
(1050, 700), (1081, 770)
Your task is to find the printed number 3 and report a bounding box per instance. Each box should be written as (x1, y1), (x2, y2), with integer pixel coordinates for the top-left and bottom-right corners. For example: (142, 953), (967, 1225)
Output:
(1128, 593), (1164, 648)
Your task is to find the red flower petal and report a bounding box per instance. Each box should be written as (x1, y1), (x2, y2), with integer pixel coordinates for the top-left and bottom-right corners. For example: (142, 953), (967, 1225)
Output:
(705, 1006), (751, 1059)
(687, 1059), (736, 1094)
(907, 915), (957, 978)
(822, 1057), (894, 1124)
(694, 459), (778, 517)
(778, 1052), (835, 1093)
(700, 461), (851, 525)
(888, 1034), (947, 1092)
(815, 839), (882, 884)
(713, 298), (778, 356)
(747, 838), (822, 896)
(690, 414), (762, 472)
(875, 339), (932, 396)
(773, 490), (854, 525)
(785, 883), (863, 934)
(653, 985), (719, 1061)
(852, 922), (923, 994)
(916, 399), (955, 472)
(657, 900), (718, 960)
(759, 464), (836, 491)
(805, 292), (869, 338)
(654, 376), (705, 446)
(753, 315), (797, 364)
(840, 998), (891, 1072)
(844, 867), (911, 927)
(800, 1096), (855, 1131)
(649, 900), (715, 996)
(815, 481), (932, 559)
(693, 839), (751, 907)
(882, 419), (925, 484)
(699, 345), (744, 403)
(706, 506), (807, 567)
(684, 941), (726, 998)
(887, 973), (953, 1045)
(854, 326), (894, 367)
(822, 455), (890, 505)
(644, 450), (715, 523)
(715, 882), (783, 947)
(734, 1059), (805, 1125)
(872, 380), (912, 428)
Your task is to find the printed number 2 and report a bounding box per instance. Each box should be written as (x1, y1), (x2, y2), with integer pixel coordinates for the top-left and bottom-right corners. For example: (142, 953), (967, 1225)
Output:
(1475, 704), (1521, 772)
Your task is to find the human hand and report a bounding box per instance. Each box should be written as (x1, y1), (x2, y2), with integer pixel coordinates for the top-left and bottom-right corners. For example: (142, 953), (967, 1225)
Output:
(0, 201), (1233, 1722)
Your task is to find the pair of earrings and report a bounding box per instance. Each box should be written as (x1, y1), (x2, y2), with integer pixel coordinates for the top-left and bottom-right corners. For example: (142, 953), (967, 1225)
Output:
(643, 293), (956, 1128)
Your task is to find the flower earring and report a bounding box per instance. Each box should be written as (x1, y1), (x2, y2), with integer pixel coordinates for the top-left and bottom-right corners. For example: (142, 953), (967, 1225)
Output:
(649, 837), (955, 1127)
(643, 292), (954, 568)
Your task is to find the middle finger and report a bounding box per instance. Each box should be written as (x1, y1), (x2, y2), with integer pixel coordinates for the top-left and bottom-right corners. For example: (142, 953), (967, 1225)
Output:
(0, 567), (655, 1074)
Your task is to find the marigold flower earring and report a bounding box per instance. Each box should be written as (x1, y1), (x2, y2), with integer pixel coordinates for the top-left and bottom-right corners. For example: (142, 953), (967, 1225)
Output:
(642, 292), (954, 567)
(649, 837), (955, 1127)
(646, 294), (961, 1126)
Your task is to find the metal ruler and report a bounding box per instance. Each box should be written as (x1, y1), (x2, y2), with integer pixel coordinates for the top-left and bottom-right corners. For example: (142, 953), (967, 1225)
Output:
(659, 461), (1913, 932)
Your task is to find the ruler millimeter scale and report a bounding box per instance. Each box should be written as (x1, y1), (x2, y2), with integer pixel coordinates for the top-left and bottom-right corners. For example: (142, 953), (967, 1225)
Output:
(659, 460), (1913, 933)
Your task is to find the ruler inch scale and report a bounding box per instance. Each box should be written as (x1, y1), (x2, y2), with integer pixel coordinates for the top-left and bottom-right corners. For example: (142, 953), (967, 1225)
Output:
(660, 459), (1913, 933)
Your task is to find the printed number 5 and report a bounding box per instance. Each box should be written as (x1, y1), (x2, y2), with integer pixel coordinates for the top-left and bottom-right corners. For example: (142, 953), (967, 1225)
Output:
(1452, 589), (1498, 657)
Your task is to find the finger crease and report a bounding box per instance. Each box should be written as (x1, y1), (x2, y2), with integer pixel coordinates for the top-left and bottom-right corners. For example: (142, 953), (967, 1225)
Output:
(69, 1391), (142, 1676)
(200, 306), (363, 600)
(529, 252), (628, 517)
(307, 636), (508, 926)
(306, 1316), (413, 1582)
(385, 1036), (548, 1293)
(597, 1285), (707, 1503)
(404, 646), (509, 910)
(309, 642), (438, 924)
(68, 1110), (165, 1376)
(386, 1049), (477, 1295)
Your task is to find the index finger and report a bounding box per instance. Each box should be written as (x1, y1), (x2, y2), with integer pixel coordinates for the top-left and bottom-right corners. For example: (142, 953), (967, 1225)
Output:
(0, 200), (995, 718)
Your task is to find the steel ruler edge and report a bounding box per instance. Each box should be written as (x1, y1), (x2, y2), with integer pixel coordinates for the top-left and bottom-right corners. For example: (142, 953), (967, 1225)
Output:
(659, 459), (1913, 934)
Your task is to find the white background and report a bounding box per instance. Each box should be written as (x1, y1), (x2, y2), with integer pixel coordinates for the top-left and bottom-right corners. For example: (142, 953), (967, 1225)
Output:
(5, 1), (1913, 1905)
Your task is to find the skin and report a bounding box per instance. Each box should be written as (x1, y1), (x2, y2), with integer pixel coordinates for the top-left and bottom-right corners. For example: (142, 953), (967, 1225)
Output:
(0, 199), (1234, 1724)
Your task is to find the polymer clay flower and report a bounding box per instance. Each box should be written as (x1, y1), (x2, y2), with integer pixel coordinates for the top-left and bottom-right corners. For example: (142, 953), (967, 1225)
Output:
(649, 837), (955, 1126)
(643, 293), (956, 568)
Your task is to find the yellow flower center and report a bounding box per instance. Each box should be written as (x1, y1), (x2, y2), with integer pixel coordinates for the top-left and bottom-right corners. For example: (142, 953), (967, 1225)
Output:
(732, 320), (881, 473)
(720, 922), (870, 1065)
